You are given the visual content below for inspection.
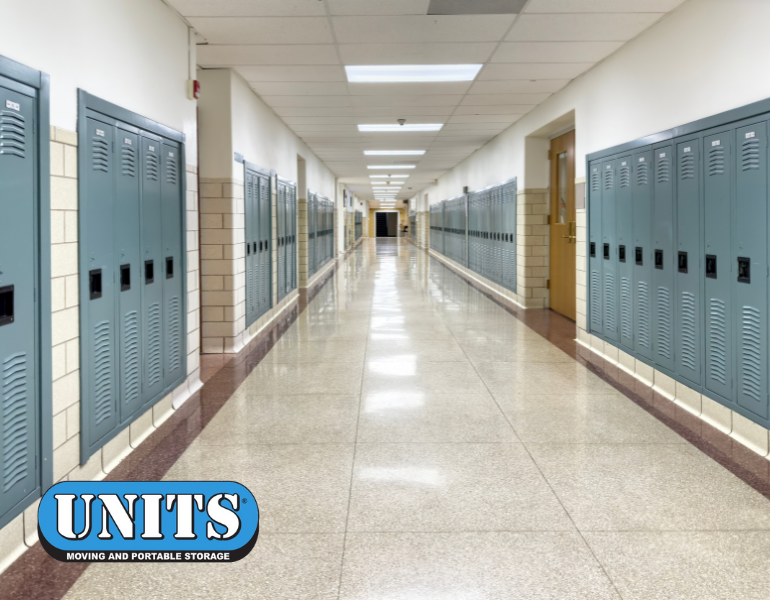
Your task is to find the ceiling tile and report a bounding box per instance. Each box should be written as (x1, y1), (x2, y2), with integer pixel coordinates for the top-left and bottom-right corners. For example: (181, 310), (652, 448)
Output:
(251, 82), (350, 95)
(347, 82), (472, 96)
(352, 106), (455, 116)
(274, 106), (356, 117)
(197, 45), (340, 66)
(523, 0), (686, 12)
(328, 0), (431, 15)
(188, 17), (333, 44)
(460, 93), (551, 105)
(506, 13), (664, 42)
(442, 122), (509, 130)
(331, 15), (515, 44)
(468, 79), (569, 94)
(453, 104), (534, 115)
(338, 43), (497, 65)
(427, 0), (528, 15)
(479, 63), (592, 80)
(491, 41), (623, 63)
(447, 115), (520, 124)
(262, 96), (353, 107)
(350, 95), (464, 107)
(235, 66), (346, 82)
(169, 0), (326, 16)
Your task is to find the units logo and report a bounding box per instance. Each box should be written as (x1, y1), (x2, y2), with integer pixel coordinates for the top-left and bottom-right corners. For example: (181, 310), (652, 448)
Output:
(38, 481), (259, 563)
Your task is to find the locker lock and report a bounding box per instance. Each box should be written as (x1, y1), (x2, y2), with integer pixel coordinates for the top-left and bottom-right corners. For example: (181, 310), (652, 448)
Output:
(619, 245), (626, 263)
(120, 264), (131, 291)
(0, 285), (14, 327)
(635, 247), (643, 266)
(706, 255), (717, 279)
(678, 251), (688, 274)
(655, 250), (664, 270)
(89, 269), (103, 300)
(738, 257), (750, 283)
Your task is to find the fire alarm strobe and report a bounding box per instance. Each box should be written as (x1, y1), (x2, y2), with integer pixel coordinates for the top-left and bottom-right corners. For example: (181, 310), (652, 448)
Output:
(188, 79), (201, 100)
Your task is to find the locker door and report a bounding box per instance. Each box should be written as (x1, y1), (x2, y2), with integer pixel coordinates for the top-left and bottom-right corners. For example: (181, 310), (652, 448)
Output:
(259, 174), (271, 315)
(588, 161), (603, 334)
(0, 85), (39, 514)
(674, 138), (701, 385)
(735, 121), (768, 419)
(141, 136), (164, 402)
(602, 158), (618, 341)
(277, 184), (285, 301)
(652, 144), (675, 372)
(309, 193), (316, 276)
(632, 149), (653, 360)
(115, 130), (143, 421)
(162, 143), (184, 389)
(616, 155), (634, 350)
(84, 118), (118, 442)
(703, 128), (733, 402)
(245, 173), (255, 325)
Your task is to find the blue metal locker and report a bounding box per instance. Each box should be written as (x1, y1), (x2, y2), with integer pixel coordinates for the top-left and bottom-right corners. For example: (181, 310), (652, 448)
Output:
(652, 143), (675, 372)
(734, 121), (768, 420)
(140, 135), (164, 403)
(674, 138), (702, 385)
(703, 128), (733, 402)
(84, 117), (118, 442)
(244, 173), (255, 326)
(632, 149), (653, 360)
(616, 154), (634, 350)
(115, 129), (143, 421)
(258, 173), (271, 316)
(588, 160), (603, 334)
(602, 158), (619, 342)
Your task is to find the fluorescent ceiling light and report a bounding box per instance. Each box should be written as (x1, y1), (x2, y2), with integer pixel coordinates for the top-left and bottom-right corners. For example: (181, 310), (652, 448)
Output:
(359, 124), (442, 132)
(346, 64), (482, 83)
(368, 165), (416, 170)
(365, 150), (425, 156)
(370, 174), (409, 178)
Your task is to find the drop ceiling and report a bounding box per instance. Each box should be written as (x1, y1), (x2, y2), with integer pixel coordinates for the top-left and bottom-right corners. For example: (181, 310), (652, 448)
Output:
(169, 0), (687, 205)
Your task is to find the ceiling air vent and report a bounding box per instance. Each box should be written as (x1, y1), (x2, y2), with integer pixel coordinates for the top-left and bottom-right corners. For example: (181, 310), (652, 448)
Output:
(427, 0), (527, 15)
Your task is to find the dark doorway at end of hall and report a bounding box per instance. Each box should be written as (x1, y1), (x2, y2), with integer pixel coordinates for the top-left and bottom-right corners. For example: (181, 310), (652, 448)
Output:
(376, 211), (398, 237)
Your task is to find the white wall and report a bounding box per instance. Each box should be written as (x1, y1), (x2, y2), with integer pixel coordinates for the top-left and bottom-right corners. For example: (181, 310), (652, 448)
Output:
(417, 0), (770, 202)
(0, 0), (197, 161)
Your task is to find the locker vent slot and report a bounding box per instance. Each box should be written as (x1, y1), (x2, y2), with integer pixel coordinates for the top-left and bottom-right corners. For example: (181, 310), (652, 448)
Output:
(591, 172), (600, 193)
(619, 164), (630, 188)
(656, 156), (670, 183)
(166, 154), (178, 185)
(636, 162), (649, 186)
(168, 296), (181, 373)
(637, 281), (650, 349)
(656, 286), (672, 359)
(620, 277), (632, 340)
(681, 292), (697, 371)
(680, 153), (695, 180)
(92, 137), (110, 173)
(742, 138), (760, 171)
(93, 321), (113, 426)
(123, 311), (140, 405)
(590, 270), (601, 329)
(604, 272), (616, 332)
(708, 298), (727, 385)
(604, 168), (614, 190)
(121, 146), (136, 177)
(147, 302), (162, 388)
(0, 110), (26, 158)
(708, 147), (725, 176)
(146, 151), (158, 181)
(2, 352), (28, 491)
(740, 306), (762, 401)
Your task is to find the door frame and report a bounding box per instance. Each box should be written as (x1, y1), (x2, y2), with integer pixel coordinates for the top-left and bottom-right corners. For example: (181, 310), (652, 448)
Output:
(549, 129), (577, 320)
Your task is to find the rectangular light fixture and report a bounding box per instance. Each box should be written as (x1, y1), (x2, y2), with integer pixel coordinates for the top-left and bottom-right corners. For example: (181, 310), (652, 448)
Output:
(365, 150), (425, 156)
(346, 64), (482, 83)
(370, 174), (409, 178)
(368, 165), (416, 169)
(359, 124), (442, 132)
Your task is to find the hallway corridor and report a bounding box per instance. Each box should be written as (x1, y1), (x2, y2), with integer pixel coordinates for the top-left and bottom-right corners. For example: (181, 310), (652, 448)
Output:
(49, 238), (770, 599)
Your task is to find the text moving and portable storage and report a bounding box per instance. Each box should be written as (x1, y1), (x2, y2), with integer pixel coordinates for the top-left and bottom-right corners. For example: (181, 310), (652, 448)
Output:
(78, 93), (186, 462)
(587, 97), (770, 429)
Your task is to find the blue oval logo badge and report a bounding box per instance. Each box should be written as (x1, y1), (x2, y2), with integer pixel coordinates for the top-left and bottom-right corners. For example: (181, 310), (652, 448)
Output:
(38, 481), (258, 562)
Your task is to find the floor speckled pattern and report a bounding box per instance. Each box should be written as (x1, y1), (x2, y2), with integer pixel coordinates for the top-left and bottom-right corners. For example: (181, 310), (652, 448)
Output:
(61, 238), (770, 600)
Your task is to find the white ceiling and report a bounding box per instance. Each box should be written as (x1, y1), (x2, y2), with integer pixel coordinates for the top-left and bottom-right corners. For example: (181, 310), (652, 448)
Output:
(170, 0), (687, 205)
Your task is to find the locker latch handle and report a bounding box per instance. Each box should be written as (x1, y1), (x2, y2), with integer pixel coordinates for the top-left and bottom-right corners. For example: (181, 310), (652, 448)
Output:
(89, 269), (103, 300)
(0, 285), (14, 327)
(120, 264), (131, 291)
(145, 260), (155, 284)
(619, 245), (626, 263)
(635, 247), (643, 266)
(655, 250), (664, 270)
(246, 243), (251, 256)
(603, 244), (610, 260)
(738, 257), (750, 283)
(706, 255), (717, 279)
(590, 242), (596, 258)
(166, 257), (174, 279)
(678, 252), (688, 274)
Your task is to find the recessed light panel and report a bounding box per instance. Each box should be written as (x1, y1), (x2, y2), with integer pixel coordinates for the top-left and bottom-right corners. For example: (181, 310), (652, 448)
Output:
(346, 65), (482, 83)
(358, 124), (443, 132)
(370, 175), (409, 178)
(364, 150), (426, 156)
(368, 165), (416, 169)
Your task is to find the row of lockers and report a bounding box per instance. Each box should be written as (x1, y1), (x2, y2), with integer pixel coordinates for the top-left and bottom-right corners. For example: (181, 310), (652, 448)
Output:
(244, 163), (272, 327)
(587, 99), (770, 427)
(429, 179), (518, 293)
(277, 178), (298, 302)
(355, 210), (363, 241)
(80, 98), (187, 461)
(308, 192), (334, 278)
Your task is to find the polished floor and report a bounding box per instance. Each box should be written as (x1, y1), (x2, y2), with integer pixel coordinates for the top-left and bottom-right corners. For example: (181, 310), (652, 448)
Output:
(63, 239), (770, 599)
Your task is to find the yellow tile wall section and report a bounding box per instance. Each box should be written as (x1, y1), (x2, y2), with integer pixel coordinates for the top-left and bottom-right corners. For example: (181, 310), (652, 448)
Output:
(516, 189), (549, 308)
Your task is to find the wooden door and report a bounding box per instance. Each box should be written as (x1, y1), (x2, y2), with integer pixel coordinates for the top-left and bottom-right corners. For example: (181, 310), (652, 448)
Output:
(549, 130), (576, 319)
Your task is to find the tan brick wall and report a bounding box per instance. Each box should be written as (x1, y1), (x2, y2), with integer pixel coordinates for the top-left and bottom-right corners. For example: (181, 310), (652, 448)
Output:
(516, 188), (549, 308)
